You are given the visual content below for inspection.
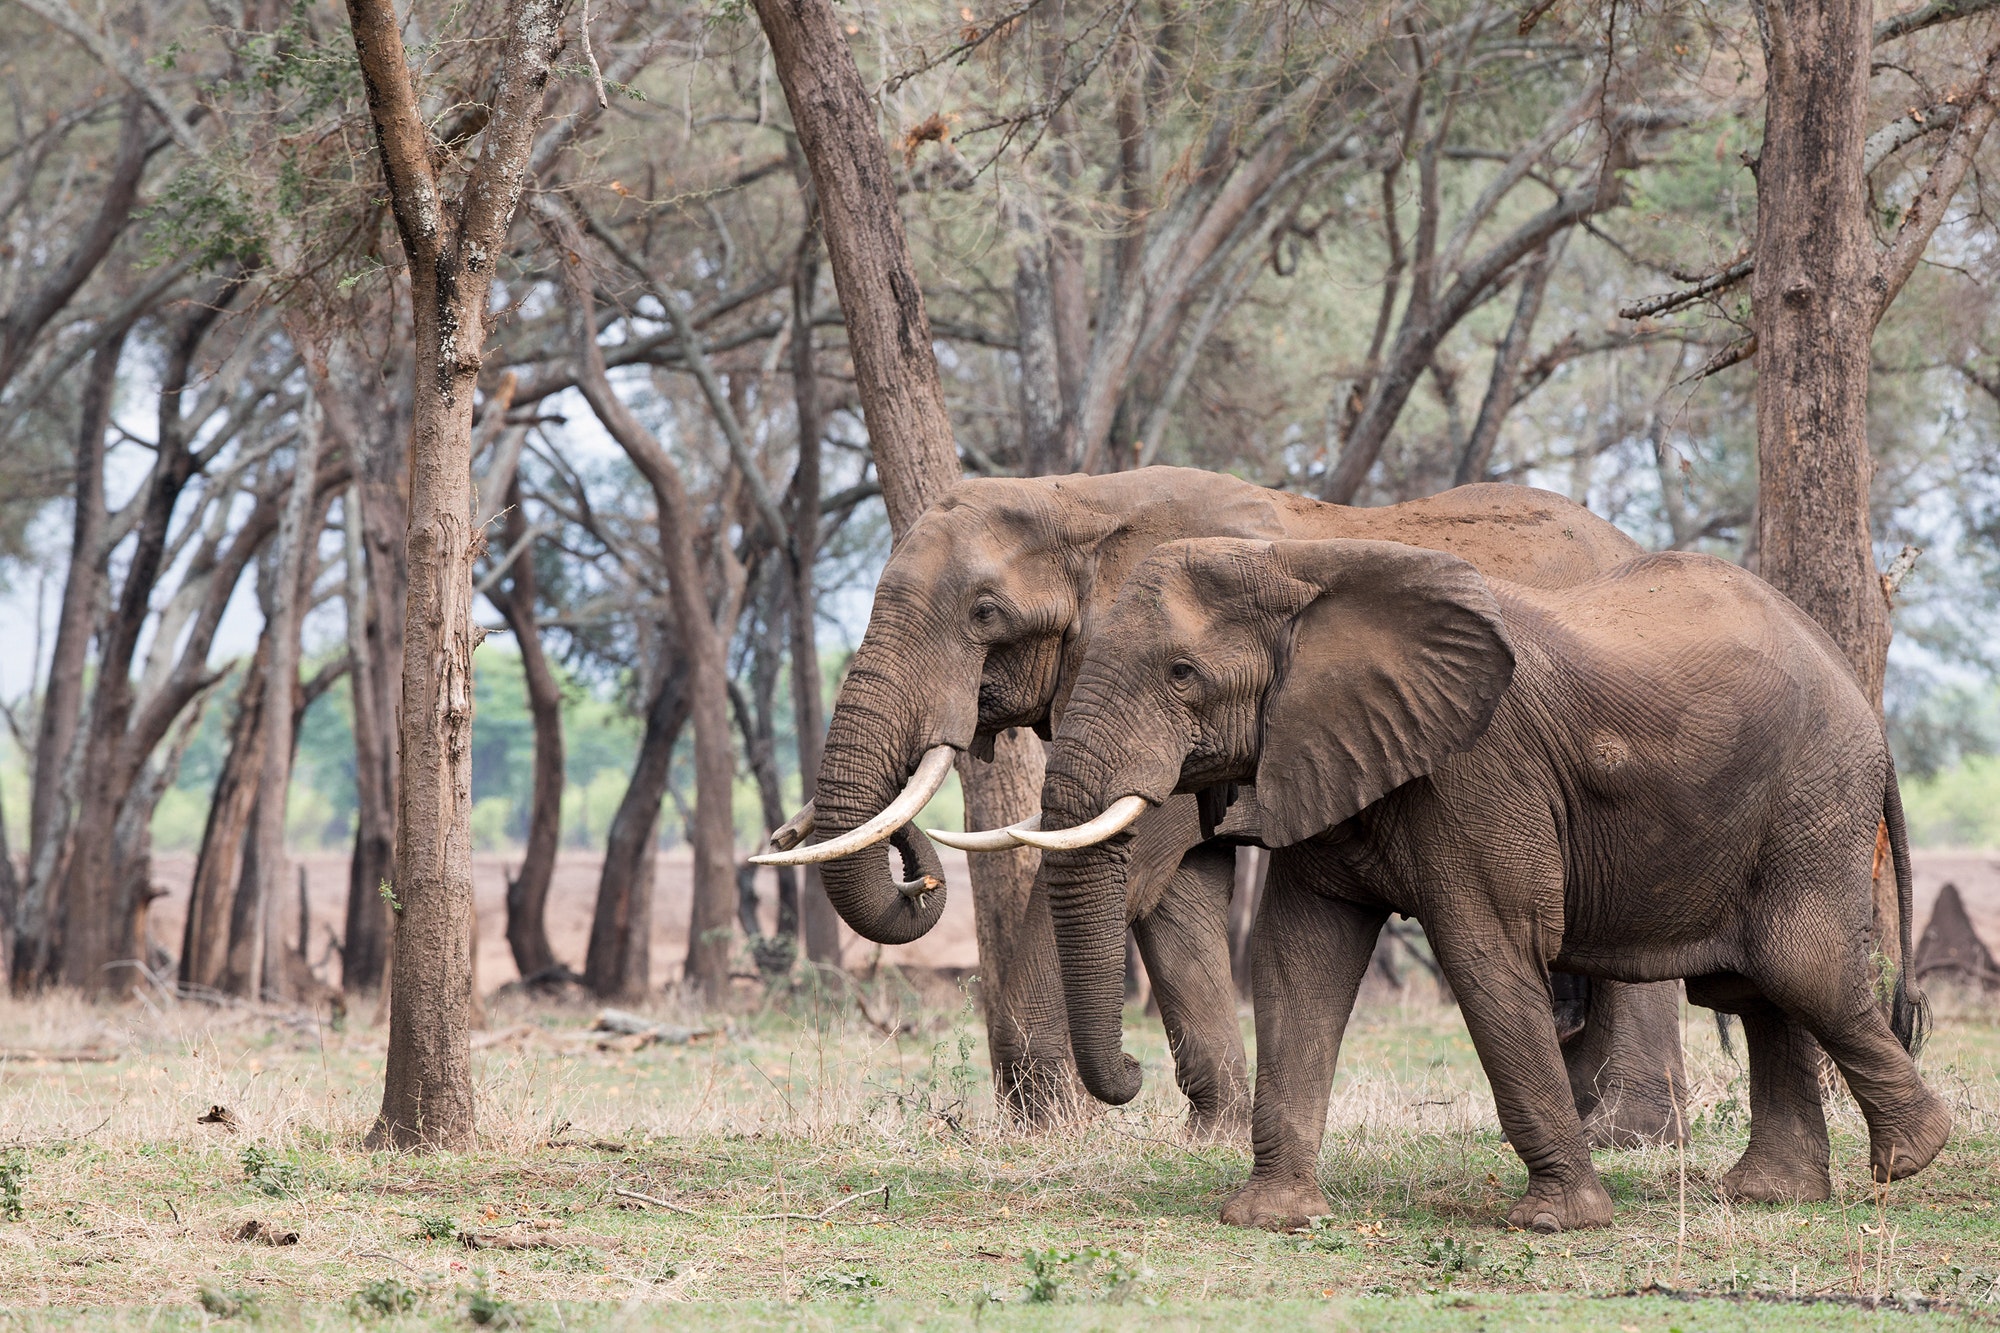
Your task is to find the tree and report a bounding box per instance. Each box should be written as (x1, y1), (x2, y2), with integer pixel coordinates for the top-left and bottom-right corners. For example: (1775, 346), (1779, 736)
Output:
(341, 0), (564, 1150)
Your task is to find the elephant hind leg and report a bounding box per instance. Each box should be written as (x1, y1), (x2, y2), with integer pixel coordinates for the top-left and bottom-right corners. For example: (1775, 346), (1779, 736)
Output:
(1134, 843), (1250, 1141)
(1710, 998), (1832, 1203)
(1747, 896), (1951, 1185)
(1564, 979), (1689, 1149)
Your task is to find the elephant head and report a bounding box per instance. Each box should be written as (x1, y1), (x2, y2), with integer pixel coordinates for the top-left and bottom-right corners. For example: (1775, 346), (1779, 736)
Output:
(1035, 537), (1517, 1104)
(754, 469), (1285, 944)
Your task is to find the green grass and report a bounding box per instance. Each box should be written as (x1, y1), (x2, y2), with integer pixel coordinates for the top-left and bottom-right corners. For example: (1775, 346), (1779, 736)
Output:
(0, 975), (1990, 1329)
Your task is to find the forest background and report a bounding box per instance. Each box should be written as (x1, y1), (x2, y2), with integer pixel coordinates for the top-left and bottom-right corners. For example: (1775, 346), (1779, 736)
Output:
(7, 0), (2000, 1001)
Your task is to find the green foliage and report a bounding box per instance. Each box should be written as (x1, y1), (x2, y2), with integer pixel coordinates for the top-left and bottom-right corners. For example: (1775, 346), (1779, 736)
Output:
(145, 165), (269, 271)
(349, 1276), (420, 1317)
(459, 1270), (519, 1327)
(1903, 753), (2000, 848)
(803, 1267), (883, 1300)
(1020, 1247), (1148, 1304)
(0, 1154), (26, 1221)
(197, 1284), (260, 1318)
(413, 1212), (461, 1241)
(1289, 1216), (1347, 1253)
(240, 1143), (300, 1197)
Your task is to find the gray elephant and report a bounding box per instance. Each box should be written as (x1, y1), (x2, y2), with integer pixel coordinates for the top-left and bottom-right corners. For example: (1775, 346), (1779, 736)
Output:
(1029, 536), (1947, 1231)
(757, 467), (1686, 1143)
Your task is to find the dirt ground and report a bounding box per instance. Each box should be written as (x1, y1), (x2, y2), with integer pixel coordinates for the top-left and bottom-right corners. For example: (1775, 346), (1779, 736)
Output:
(147, 848), (984, 990)
(146, 845), (2000, 993)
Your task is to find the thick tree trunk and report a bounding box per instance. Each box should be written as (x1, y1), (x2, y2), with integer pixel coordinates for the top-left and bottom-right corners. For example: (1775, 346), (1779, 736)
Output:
(489, 476), (564, 980)
(585, 654), (690, 998)
(1752, 0), (1885, 706)
(757, 0), (1057, 1088)
(345, 0), (563, 1149)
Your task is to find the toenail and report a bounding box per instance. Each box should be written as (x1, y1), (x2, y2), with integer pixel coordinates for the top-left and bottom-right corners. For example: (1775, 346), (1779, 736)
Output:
(1532, 1212), (1560, 1233)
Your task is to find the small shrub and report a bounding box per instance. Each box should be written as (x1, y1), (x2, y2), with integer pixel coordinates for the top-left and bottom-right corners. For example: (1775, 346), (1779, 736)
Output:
(460, 1270), (519, 1327)
(198, 1285), (259, 1318)
(1020, 1247), (1148, 1304)
(804, 1267), (883, 1300)
(239, 1144), (299, 1197)
(413, 1212), (461, 1242)
(1290, 1216), (1348, 1253)
(350, 1277), (420, 1317)
(0, 1154), (27, 1221)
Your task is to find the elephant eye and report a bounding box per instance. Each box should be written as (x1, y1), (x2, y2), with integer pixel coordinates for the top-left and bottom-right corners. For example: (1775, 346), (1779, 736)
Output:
(971, 599), (1001, 625)
(1170, 660), (1197, 684)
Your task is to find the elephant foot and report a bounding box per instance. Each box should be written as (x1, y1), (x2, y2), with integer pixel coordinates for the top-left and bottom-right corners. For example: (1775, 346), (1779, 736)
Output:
(1869, 1088), (1951, 1183)
(1581, 1090), (1685, 1150)
(1220, 1174), (1329, 1231)
(1718, 1152), (1832, 1204)
(1504, 1178), (1614, 1233)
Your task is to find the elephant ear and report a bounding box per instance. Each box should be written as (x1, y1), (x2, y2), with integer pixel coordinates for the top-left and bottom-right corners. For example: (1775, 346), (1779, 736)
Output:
(1254, 540), (1517, 847)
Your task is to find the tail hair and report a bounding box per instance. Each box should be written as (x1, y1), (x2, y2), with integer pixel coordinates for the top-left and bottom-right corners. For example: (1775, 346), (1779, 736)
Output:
(1885, 761), (1929, 1057)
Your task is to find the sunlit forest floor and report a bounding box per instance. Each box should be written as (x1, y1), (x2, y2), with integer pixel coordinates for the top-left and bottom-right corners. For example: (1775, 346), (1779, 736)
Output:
(0, 975), (1992, 1330)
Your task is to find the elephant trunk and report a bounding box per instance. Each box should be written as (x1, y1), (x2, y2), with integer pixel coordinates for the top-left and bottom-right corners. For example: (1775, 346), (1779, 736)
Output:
(810, 643), (956, 944)
(1039, 759), (1146, 1106)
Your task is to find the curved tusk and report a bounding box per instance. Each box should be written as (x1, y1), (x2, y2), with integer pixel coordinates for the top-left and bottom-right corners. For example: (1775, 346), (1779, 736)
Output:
(1009, 795), (1150, 851)
(923, 815), (1042, 852)
(749, 746), (956, 866)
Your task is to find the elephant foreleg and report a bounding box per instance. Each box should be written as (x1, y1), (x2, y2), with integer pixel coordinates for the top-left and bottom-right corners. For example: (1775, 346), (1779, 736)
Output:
(1563, 979), (1689, 1148)
(1133, 842), (1250, 1141)
(983, 881), (1082, 1126)
(1221, 862), (1385, 1231)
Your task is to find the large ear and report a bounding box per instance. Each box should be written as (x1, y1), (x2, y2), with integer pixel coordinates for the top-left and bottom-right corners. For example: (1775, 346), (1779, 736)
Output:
(1254, 539), (1516, 847)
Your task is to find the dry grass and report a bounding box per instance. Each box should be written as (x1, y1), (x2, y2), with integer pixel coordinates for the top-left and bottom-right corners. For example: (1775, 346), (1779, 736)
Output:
(0, 972), (1990, 1328)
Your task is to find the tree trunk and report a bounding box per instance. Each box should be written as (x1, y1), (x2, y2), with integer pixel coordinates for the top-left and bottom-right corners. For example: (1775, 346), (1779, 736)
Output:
(238, 398), (324, 1001)
(14, 334), (120, 990)
(585, 653), (690, 999)
(488, 475), (564, 980)
(344, 0), (563, 1150)
(757, 0), (1056, 1087)
(786, 235), (840, 965)
(342, 471), (399, 995)
(1753, 0), (1885, 706)
(181, 638), (272, 991)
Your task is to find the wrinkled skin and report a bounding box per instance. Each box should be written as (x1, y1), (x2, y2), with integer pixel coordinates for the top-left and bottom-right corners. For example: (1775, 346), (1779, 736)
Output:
(809, 466), (1679, 1137)
(1037, 538), (1947, 1230)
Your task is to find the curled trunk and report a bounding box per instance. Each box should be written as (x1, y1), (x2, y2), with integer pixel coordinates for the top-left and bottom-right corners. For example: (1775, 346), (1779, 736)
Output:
(1041, 834), (1145, 1106)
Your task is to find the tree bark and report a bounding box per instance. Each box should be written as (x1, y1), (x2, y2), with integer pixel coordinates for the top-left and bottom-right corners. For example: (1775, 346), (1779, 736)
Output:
(786, 233), (841, 965)
(487, 475), (565, 980)
(586, 653), (690, 999)
(340, 473), (397, 994)
(1752, 0), (1885, 705)
(344, 0), (563, 1149)
(16, 334), (119, 988)
(756, 0), (1057, 1091)
(181, 638), (271, 991)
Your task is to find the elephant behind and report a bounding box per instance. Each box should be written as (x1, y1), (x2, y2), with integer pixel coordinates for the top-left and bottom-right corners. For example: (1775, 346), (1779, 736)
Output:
(760, 466), (1683, 1142)
(1033, 537), (1946, 1231)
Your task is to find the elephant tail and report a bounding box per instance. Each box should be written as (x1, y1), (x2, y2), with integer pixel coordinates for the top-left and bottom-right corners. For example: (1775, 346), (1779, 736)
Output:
(1884, 760), (1928, 1057)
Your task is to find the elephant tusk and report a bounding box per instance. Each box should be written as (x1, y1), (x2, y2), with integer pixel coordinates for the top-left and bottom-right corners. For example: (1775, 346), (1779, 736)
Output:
(749, 746), (956, 866)
(768, 800), (815, 852)
(1009, 795), (1150, 851)
(922, 815), (1042, 852)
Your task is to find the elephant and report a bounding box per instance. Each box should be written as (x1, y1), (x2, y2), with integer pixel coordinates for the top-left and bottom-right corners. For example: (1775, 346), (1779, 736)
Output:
(1028, 536), (1948, 1232)
(755, 466), (1685, 1141)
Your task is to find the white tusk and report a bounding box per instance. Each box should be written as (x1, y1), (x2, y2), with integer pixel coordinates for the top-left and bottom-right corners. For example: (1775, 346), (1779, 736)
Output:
(1009, 795), (1150, 851)
(749, 746), (956, 866)
(924, 815), (1042, 852)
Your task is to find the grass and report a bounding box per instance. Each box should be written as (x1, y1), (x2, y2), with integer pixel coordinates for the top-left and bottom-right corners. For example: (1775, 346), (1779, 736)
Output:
(0, 972), (1990, 1330)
